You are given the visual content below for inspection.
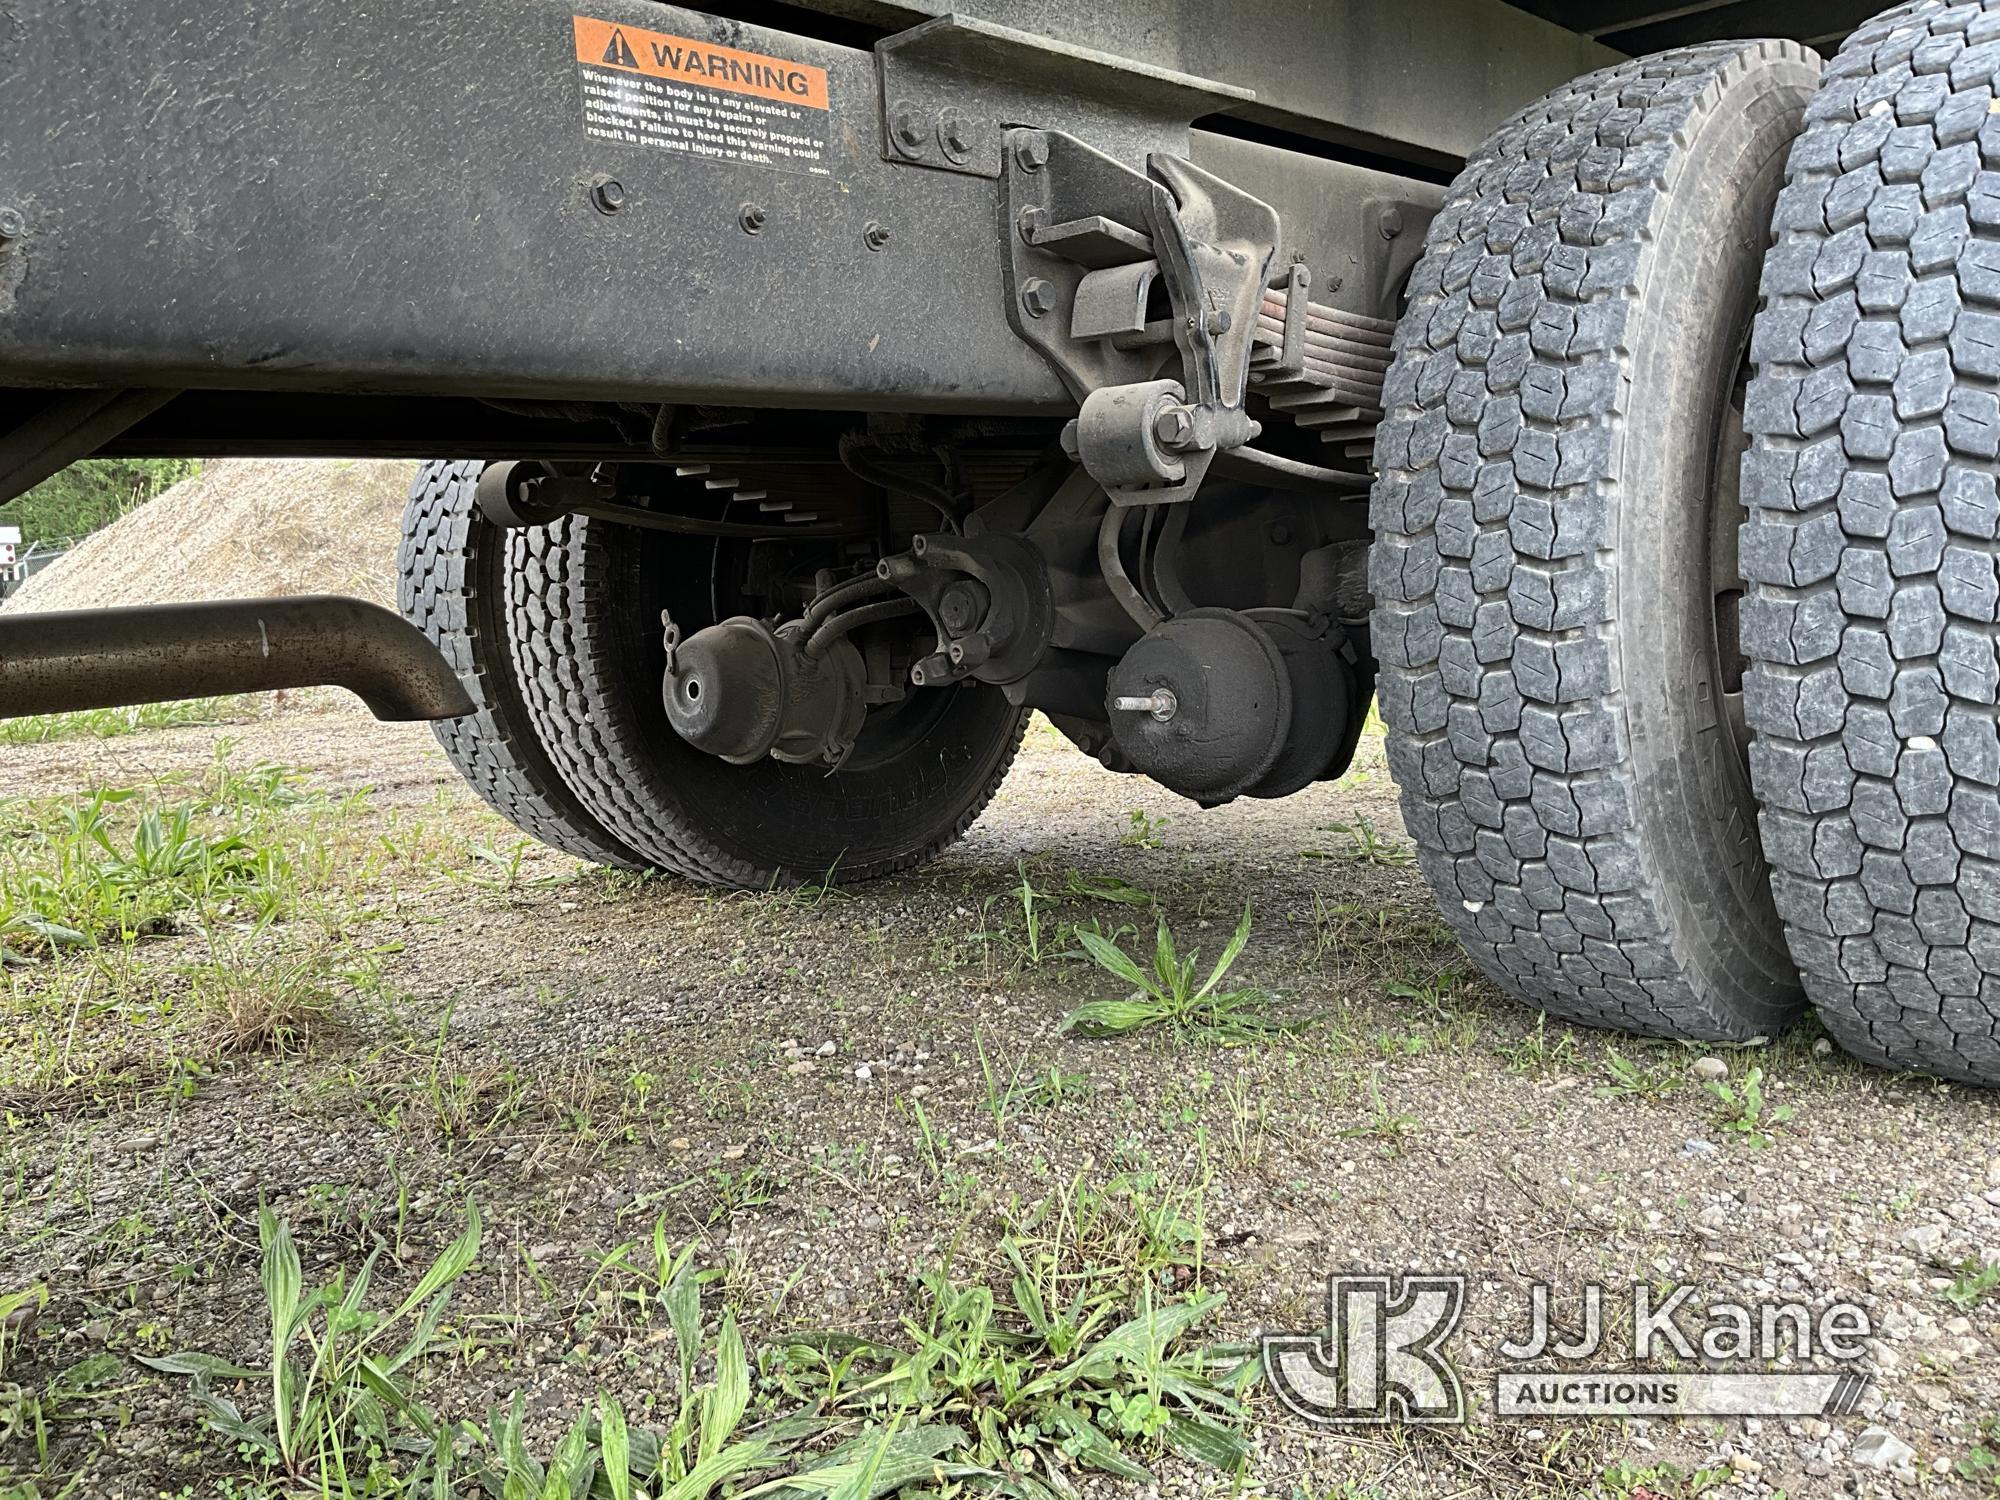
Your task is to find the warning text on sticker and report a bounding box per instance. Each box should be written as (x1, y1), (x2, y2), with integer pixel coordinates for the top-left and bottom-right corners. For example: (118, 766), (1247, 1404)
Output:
(573, 15), (830, 110)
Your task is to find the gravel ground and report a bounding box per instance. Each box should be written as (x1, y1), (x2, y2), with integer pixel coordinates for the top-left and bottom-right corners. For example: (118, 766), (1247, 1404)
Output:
(1, 704), (1996, 1498)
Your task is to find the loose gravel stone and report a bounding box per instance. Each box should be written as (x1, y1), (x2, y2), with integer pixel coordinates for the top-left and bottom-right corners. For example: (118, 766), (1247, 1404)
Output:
(1852, 1426), (1916, 1472)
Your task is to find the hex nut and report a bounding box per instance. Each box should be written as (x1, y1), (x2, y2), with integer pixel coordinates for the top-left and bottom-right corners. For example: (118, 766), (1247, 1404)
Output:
(1153, 406), (1195, 451)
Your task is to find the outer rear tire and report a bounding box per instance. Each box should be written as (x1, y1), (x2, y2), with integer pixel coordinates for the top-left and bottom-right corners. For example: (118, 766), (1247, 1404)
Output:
(1741, 0), (2000, 1086)
(1370, 42), (1818, 1040)
(507, 511), (1029, 887)
(397, 461), (644, 869)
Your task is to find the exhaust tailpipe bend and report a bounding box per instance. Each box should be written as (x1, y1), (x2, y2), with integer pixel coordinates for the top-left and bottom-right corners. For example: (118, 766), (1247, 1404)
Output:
(0, 595), (473, 722)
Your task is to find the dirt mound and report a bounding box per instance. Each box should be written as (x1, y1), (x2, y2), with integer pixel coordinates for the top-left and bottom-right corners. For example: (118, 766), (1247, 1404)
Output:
(2, 458), (418, 614)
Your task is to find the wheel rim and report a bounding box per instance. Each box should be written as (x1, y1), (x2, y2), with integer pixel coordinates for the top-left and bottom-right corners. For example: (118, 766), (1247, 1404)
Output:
(840, 681), (962, 772)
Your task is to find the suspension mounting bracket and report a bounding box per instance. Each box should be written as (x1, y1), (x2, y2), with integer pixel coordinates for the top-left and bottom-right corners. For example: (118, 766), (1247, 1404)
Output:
(1003, 129), (1279, 506)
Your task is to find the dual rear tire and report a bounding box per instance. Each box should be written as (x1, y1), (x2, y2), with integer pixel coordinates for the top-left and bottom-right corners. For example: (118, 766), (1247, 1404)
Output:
(400, 8), (2000, 1085)
(396, 463), (1026, 889)
(1379, 13), (2000, 1086)
(1738, 0), (2000, 1086)
(1371, 41), (1819, 1044)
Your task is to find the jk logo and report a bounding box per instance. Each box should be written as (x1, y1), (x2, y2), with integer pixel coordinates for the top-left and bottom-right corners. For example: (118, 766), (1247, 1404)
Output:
(1262, 1274), (1466, 1425)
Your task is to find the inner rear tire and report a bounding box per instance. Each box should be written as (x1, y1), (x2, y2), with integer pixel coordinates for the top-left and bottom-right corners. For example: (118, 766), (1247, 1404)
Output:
(1370, 42), (1818, 1040)
(506, 510), (1030, 887)
(397, 461), (645, 869)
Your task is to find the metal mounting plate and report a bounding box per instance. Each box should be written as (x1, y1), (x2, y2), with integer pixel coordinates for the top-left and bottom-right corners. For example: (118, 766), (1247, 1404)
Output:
(875, 15), (1253, 179)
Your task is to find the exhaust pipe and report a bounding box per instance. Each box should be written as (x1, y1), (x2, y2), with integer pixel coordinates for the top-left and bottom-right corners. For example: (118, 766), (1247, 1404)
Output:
(0, 595), (473, 722)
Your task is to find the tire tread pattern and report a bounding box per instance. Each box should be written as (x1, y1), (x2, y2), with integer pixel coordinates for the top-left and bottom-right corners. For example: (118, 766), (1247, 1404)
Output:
(1742, 0), (2000, 1084)
(1371, 40), (1817, 1038)
(396, 461), (643, 869)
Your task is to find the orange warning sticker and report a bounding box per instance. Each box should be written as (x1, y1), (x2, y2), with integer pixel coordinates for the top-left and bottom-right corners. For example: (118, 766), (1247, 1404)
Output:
(572, 16), (829, 110)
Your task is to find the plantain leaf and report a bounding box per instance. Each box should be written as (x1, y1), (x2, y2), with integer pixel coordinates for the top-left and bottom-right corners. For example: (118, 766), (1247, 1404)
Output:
(1044, 1294), (1220, 1391)
(385, 1288), (452, 1375)
(258, 1205), (305, 1462)
(1194, 905), (1254, 1000)
(258, 1204), (304, 1347)
(1151, 918), (1181, 998)
(1056, 1000), (1161, 1037)
(1064, 873), (1155, 906)
(659, 1436), (777, 1500)
(662, 1249), (703, 1399)
(388, 1201), (482, 1324)
(1036, 1406), (1150, 1484)
(545, 1408), (595, 1499)
(742, 1424), (980, 1500)
(1162, 1414), (1249, 1470)
(192, 1388), (277, 1458)
(599, 1392), (632, 1500)
(699, 1311), (750, 1463)
(136, 1350), (262, 1380)
(1012, 1270), (1050, 1340)
(337, 1246), (381, 1327)
(1073, 929), (1149, 994)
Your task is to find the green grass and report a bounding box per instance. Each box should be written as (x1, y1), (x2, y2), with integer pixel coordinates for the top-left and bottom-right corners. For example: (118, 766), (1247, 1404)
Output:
(1337, 1076), (1421, 1156)
(1945, 1257), (2000, 1312)
(1004, 1168), (1206, 1297)
(0, 751), (487, 973)
(1496, 1015), (1579, 1074)
(776, 1243), (1253, 1492)
(184, 924), (349, 1055)
(0, 1279), (126, 1483)
(949, 862), (1168, 979)
(1005, 1063), (1090, 1114)
(0, 696), (254, 746)
(477, 1232), (802, 1500)
(1594, 1047), (1679, 1102)
(1599, 1457), (1729, 1497)
(0, 753), (506, 1106)
(1703, 1066), (1793, 1149)
(1300, 816), (1411, 865)
(140, 1202), (483, 1488)
(1119, 809), (1172, 849)
(0, 775), (300, 960)
(1959, 1415), (2000, 1490)
(133, 1204), (1254, 1499)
